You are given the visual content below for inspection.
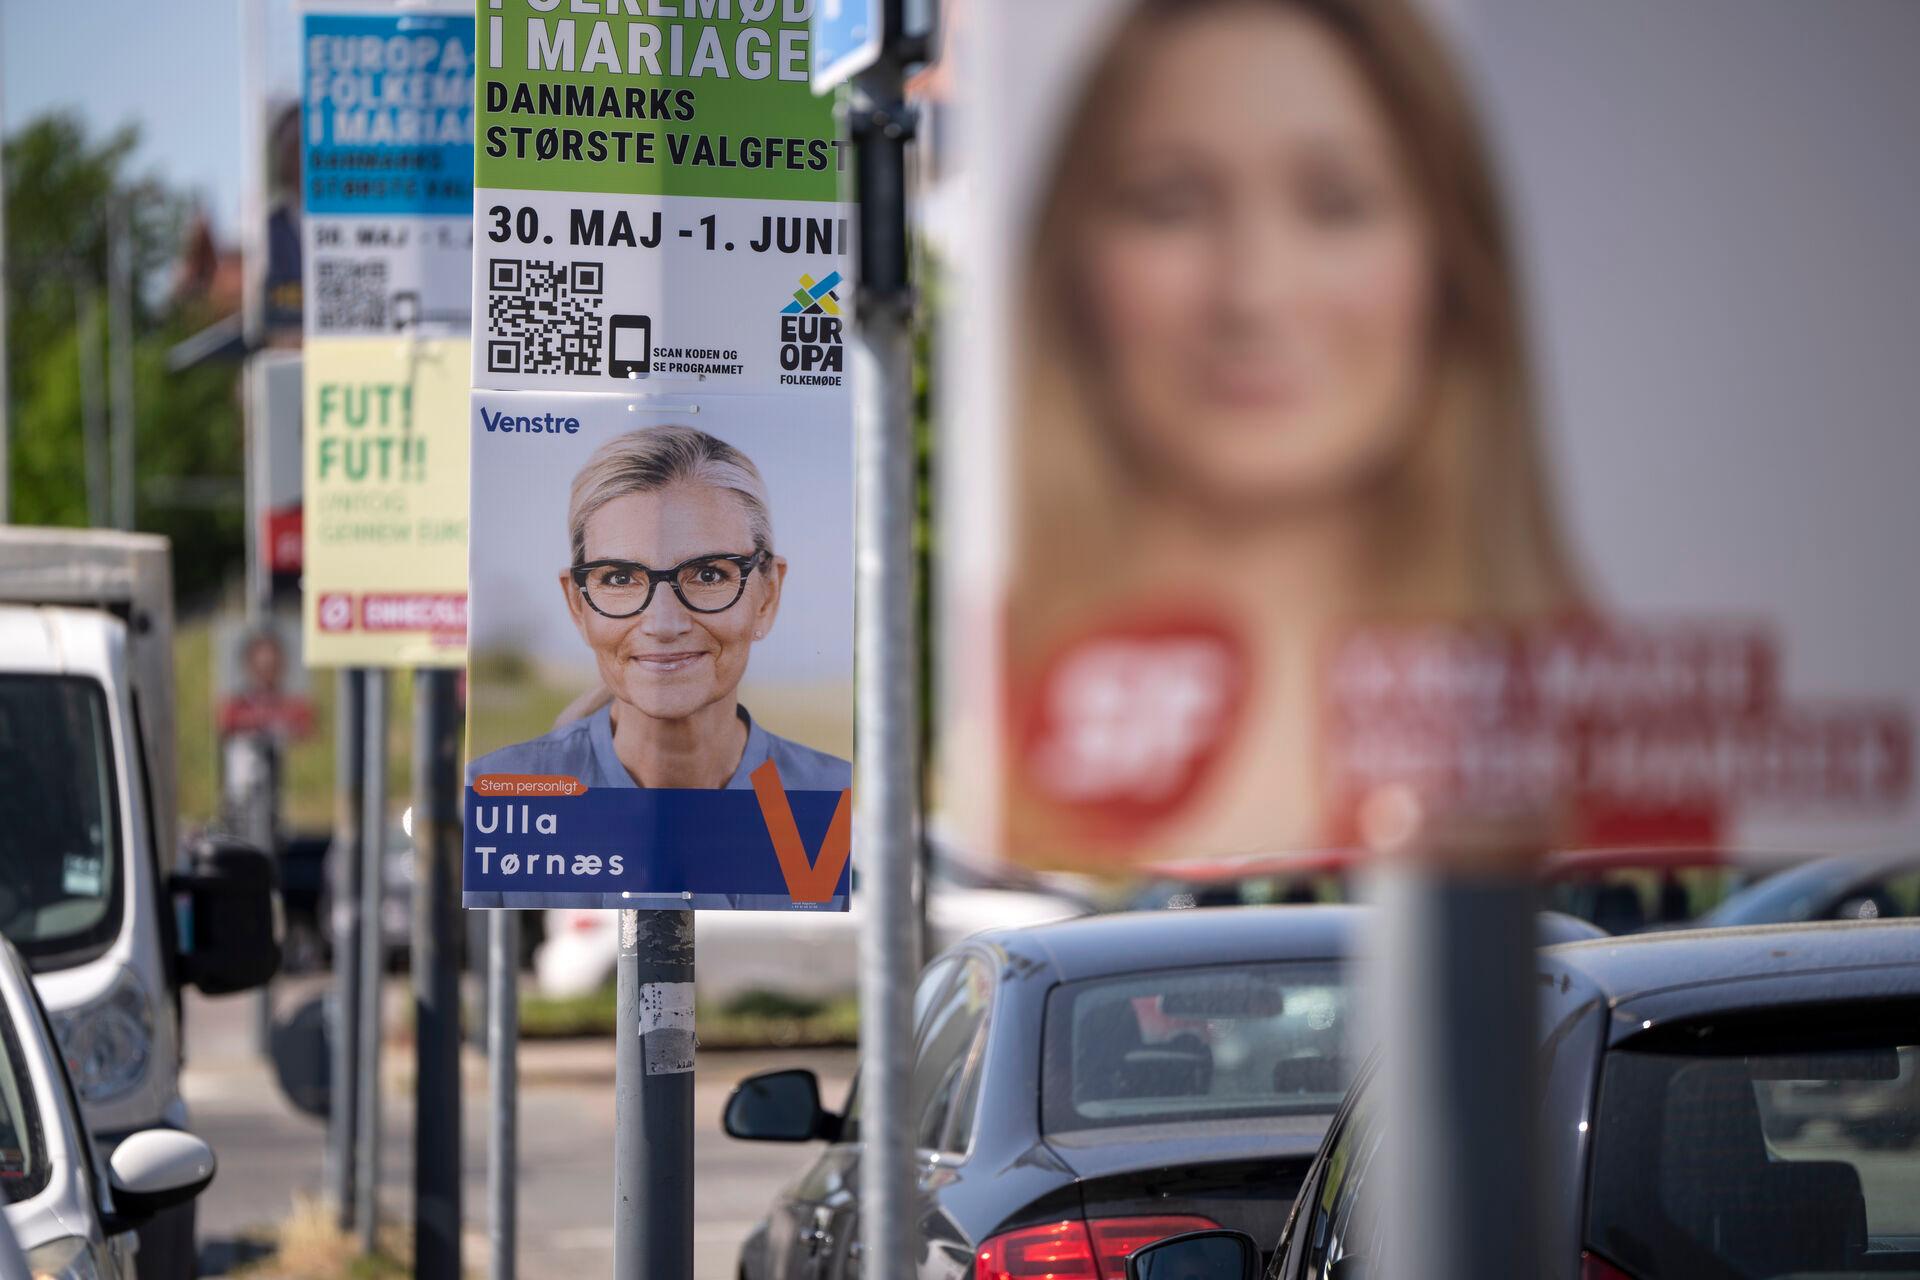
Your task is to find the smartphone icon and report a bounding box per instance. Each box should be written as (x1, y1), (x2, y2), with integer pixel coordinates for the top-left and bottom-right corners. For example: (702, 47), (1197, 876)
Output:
(390, 290), (421, 332)
(609, 314), (652, 379)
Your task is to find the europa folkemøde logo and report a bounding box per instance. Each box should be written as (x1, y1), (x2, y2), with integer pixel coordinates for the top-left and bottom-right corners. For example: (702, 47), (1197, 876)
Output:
(778, 270), (845, 385)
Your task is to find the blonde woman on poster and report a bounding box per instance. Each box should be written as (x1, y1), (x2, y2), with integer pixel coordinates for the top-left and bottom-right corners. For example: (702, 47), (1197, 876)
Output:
(471, 424), (851, 793)
(1004, 0), (1583, 864)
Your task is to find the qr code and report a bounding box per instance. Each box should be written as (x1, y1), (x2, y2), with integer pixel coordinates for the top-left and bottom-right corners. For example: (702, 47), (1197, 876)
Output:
(486, 259), (605, 376)
(315, 260), (388, 332)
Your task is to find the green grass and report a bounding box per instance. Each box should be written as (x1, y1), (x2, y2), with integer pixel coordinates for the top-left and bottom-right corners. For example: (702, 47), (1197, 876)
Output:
(175, 620), (218, 829)
(520, 984), (860, 1047)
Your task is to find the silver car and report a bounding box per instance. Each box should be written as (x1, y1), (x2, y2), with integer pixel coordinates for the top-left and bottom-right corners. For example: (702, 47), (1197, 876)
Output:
(0, 937), (216, 1279)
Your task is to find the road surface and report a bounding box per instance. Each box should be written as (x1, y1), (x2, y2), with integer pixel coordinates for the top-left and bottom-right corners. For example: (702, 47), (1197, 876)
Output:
(184, 979), (853, 1279)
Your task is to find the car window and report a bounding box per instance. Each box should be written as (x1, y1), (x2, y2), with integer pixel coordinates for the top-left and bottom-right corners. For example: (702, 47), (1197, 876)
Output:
(835, 956), (970, 1146)
(1041, 960), (1351, 1134)
(0, 999), (50, 1205)
(1888, 873), (1920, 917)
(940, 1034), (989, 1156)
(911, 956), (991, 1155)
(914, 957), (959, 1032)
(1587, 1026), (1920, 1279)
(0, 677), (123, 971)
(1828, 871), (1920, 921)
(1544, 867), (1742, 934)
(1297, 1092), (1383, 1279)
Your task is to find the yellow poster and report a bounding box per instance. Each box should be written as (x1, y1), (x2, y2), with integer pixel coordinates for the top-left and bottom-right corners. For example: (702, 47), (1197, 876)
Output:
(302, 337), (470, 667)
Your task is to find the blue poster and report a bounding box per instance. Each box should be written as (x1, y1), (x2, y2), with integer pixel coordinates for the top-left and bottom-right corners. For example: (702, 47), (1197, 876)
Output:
(303, 10), (473, 216)
(301, 7), (475, 337)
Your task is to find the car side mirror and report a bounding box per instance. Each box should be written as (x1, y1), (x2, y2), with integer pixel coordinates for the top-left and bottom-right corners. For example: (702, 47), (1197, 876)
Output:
(103, 1130), (216, 1231)
(172, 835), (280, 995)
(1329, 1256), (1371, 1280)
(1126, 1229), (1261, 1280)
(723, 1068), (840, 1143)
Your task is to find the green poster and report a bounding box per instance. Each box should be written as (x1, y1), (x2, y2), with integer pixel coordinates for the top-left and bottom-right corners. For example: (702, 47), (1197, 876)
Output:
(477, 1), (843, 201)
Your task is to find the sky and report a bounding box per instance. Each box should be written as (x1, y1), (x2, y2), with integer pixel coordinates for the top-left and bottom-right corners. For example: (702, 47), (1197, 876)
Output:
(1, 0), (304, 239)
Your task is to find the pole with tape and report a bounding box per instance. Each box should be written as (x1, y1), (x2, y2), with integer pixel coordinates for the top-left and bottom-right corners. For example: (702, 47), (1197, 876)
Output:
(612, 909), (695, 1280)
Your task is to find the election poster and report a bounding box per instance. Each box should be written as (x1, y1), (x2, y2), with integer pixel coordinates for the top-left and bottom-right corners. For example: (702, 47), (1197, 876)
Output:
(303, 338), (472, 666)
(937, 0), (1920, 876)
(215, 611), (317, 746)
(241, 0), (306, 348)
(302, 4), (476, 337)
(301, 2), (476, 666)
(245, 352), (304, 603)
(472, 1), (851, 395)
(465, 4), (856, 911)
(461, 393), (853, 910)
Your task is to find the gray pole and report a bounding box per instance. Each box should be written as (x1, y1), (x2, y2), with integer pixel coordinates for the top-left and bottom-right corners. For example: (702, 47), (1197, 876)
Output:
(848, 37), (921, 1280)
(240, 404), (278, 1054)
(412, 669), (463, 1280)
(487, 910), (519, 1280)
(0, 6), (11, 526)
(1376, 864), (1541, 1280)
(242, 734), (278, 1056)
(612, 909), (694, 1280)
(238, 0), (264, 353)
(76, 285), (108, 529)
(355, 668), (389, 1254)
(107, 202), (135, 531)
(328, 668), (366, 1231)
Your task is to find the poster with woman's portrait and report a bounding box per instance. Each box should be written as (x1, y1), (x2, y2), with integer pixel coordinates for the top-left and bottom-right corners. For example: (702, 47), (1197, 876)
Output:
(939, 0), (1920, 875)
(463, 392), (852, 910)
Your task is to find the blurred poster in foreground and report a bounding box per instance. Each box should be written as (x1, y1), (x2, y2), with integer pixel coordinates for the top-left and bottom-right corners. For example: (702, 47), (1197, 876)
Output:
(940, 0), (1920, 874)
(300, 2), (475, 666)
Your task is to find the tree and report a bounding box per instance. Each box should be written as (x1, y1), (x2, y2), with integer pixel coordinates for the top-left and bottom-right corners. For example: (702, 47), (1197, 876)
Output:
(3, 113), (243, 601)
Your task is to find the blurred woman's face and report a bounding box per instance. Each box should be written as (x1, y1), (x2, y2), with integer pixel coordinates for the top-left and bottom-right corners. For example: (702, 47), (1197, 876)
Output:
(562, 484), (783, 725)
(1070, 3), (1434, 512)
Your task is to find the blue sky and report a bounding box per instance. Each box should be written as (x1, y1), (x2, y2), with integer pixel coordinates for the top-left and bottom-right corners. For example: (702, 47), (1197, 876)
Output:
(2, 0), (303, 237)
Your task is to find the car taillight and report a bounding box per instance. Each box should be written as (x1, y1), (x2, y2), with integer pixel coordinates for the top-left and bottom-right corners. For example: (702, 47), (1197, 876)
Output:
(977, 1221), (1099, 1279)
(1582, 1250), (1639, 1280)
(976, 1215), (1219, 1280)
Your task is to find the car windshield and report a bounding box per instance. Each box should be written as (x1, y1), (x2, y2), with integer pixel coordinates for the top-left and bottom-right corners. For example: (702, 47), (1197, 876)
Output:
(1587, 1026), (1920, 1279)
(1042, 960), (1351, 1135)
(0, 993), (49, 1205)
(0, 677), (123, 969)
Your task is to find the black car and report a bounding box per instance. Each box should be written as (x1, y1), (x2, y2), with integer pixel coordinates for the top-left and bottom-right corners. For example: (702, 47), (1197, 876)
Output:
(1702, 851), (1920, 929)
(1129, 919), (1920, 1280)
(725, 906), (1366, 1280)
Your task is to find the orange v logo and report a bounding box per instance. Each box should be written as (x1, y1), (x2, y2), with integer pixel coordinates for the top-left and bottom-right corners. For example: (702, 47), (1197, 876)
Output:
(750, 760), (854, 904)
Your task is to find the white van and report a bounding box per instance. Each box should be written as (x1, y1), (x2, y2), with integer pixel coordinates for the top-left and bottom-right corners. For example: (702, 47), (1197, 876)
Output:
(0, 530), (276, 1280)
